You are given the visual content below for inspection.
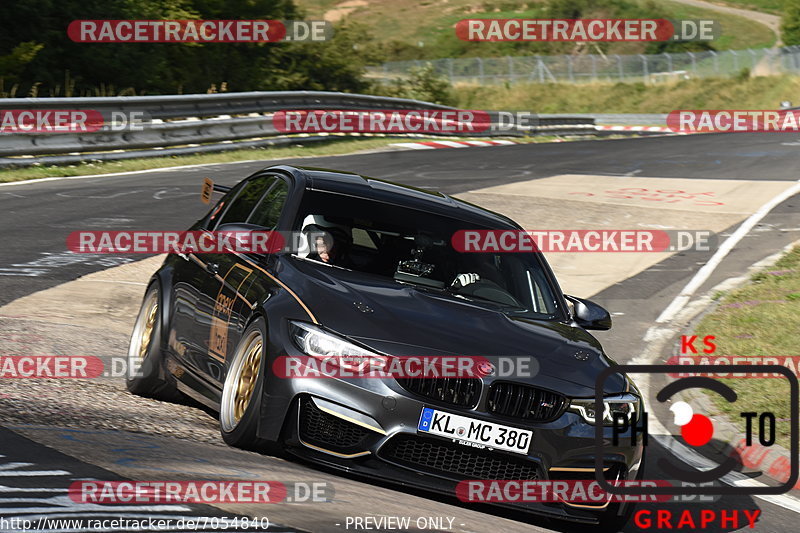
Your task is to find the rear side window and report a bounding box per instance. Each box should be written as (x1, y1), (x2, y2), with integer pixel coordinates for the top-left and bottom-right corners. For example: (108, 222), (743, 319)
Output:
(215, 176), (275, 227)
(248, 179), (289, 229)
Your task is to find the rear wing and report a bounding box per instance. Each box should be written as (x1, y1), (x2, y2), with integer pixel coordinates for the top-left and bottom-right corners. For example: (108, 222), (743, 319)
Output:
(200, 177), (231, 204)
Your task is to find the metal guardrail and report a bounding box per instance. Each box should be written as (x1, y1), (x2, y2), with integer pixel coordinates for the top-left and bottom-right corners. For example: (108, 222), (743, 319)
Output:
(0, 91), (601, 168)
(0, 91), (452, 120)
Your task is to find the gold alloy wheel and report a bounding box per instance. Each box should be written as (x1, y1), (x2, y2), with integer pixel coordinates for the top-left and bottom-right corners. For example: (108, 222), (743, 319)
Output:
(137, 294), (159, 361)
(220, 328), (265, 432)
(234, 337), (263, 423)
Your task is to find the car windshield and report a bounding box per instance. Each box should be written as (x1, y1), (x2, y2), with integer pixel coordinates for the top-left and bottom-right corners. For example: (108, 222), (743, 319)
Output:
(293, 189), (564, 320)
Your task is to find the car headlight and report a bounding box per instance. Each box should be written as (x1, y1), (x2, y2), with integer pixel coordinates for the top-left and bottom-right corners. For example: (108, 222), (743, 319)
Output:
(567, 393), (641, 425)
(290, 321), (386, 373)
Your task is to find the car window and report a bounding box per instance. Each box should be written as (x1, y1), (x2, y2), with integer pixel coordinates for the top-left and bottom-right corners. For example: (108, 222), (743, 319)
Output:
(352, 228), (378, 250)
(248, 179), (289, 229)
(294, 190), (563, 320)
(215, 176), (275, 227)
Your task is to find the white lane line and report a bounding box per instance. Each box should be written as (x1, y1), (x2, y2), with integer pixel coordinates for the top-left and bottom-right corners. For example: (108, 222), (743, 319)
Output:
(0, 462), (34, 471)
(656, 179), (800, 323)
(0, 486), (65, 492)
(0, 471), (71, 477)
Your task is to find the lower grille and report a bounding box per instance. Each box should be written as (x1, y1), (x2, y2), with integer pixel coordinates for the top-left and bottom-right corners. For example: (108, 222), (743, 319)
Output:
(299, 397), (370, 451)
(381, 434), (541, 480)
(549, 463), (626, 481)
(395, 377), (480, 408)
(487, 382), (567, 422)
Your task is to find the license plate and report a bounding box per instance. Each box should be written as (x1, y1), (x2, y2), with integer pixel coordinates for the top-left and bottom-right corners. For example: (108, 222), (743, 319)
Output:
(417, 407), (532, 455)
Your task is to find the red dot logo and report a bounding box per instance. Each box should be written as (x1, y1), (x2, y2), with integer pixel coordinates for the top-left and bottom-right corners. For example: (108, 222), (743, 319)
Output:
(681, 413), (714, 446)
(670, 401), (714, 446)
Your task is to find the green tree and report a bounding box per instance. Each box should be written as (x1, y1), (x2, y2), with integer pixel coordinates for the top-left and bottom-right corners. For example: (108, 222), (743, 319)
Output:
(0, 0), (373, 95)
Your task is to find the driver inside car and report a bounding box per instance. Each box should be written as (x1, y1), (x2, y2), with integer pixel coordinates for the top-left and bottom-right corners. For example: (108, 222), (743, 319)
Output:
(305, 225), (353, 268)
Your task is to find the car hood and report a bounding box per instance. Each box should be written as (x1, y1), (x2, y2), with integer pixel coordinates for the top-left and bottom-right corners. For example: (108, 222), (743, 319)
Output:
(282, 258), (627, 397)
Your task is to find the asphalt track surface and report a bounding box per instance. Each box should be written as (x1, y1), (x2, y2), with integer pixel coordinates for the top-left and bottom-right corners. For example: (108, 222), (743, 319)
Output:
(1, 131), (799, 532)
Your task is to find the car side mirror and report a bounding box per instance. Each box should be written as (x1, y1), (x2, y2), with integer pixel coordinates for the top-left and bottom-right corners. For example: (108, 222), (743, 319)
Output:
(564, 295), (612, 330)
(214, 223), (283, 254)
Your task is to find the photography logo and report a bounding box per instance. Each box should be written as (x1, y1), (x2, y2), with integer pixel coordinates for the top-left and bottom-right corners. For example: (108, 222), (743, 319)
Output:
(595, 364), (798, 495)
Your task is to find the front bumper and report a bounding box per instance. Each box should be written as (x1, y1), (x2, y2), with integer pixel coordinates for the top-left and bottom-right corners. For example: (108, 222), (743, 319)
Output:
(258, 344), (644, 524)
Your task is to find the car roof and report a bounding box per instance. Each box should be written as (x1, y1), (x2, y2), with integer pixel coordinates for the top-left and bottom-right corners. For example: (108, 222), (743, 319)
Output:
(267, 165), (521, 229)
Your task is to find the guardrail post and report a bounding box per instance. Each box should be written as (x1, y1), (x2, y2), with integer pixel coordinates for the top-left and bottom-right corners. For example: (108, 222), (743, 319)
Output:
(640, 54), (648, 81)
(537, 57), (545, 83)
(616, 54), (623, 81)
(664, 52), (672, 73)
(731, 50), (739, 72)
(748, 48), (757, 69)
(447, 58), (454, 81)
(710, 51), (718, 74)
(507, 56), (514, 82)
(477, 57), (484, 82)
(688, 52), (696, 74)
(591, 54), (597, 80)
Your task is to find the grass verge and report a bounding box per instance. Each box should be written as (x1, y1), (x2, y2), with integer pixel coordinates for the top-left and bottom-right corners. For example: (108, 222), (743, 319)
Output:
(691, 245), (800, 449)
(714, 0), (784, 15)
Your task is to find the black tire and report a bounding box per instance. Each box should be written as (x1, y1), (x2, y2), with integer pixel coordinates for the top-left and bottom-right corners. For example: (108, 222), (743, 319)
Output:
(126, 282), (181, 401)
(219, 318), (280, 454)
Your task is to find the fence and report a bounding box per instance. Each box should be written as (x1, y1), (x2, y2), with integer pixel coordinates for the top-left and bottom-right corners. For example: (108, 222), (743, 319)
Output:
(370, 46), (800, 85)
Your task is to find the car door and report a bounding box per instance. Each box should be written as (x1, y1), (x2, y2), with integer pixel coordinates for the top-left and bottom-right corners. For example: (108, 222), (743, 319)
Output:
(167, 183), (239, 387)
(170, 175), (276, 391)
(195, 175), (290, 390)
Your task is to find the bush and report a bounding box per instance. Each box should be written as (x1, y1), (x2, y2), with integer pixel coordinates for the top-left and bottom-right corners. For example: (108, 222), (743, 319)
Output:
(783, 0), (800, 46)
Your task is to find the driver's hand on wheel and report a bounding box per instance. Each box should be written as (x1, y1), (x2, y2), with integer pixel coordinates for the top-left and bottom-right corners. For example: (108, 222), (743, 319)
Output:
(451, 273), (480, 289)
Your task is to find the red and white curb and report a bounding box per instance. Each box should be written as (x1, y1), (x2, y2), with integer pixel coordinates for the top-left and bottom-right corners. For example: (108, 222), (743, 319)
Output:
(390, 139), (516, 150)
(596, 125), (688, 135)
